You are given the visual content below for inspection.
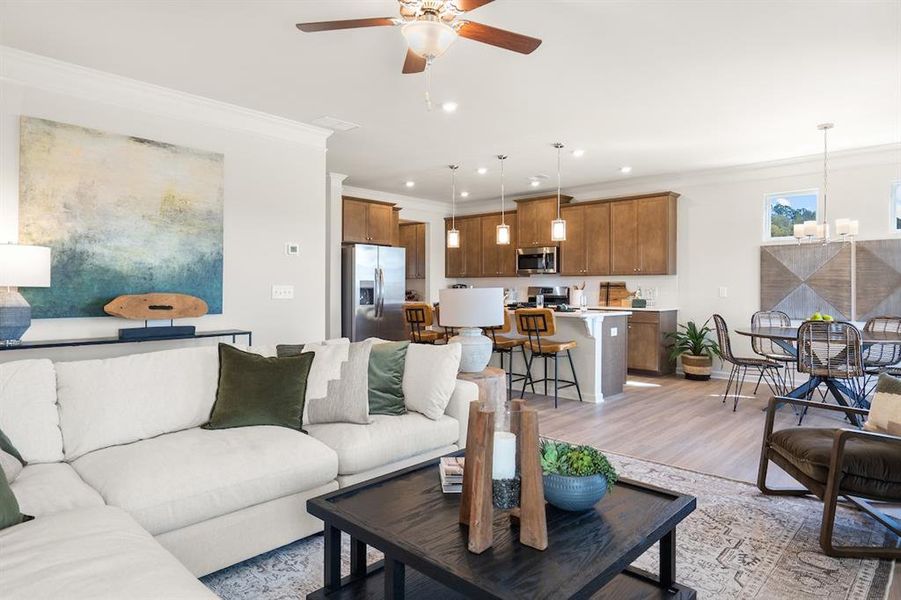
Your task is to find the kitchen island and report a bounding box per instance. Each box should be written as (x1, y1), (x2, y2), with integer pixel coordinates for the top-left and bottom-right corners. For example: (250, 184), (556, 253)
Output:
(493, 309), (631, 403)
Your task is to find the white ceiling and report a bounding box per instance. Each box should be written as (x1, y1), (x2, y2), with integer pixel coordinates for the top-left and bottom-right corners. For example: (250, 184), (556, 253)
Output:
(1, 0), (899, 203)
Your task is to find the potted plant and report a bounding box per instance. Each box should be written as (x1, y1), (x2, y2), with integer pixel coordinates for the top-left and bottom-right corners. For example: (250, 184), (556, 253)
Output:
(539, 439), (618, 512)
(666, 319), (722, 381)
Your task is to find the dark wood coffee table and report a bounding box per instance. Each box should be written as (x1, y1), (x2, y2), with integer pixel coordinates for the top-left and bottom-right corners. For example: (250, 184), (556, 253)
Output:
(307, 455), (696, 599)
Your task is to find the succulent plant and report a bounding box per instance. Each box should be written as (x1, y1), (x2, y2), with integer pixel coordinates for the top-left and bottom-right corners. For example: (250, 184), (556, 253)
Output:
(539, 439), (618, 489)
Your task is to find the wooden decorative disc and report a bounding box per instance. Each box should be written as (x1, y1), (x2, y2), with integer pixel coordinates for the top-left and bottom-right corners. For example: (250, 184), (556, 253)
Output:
(104, 293), (208, 320)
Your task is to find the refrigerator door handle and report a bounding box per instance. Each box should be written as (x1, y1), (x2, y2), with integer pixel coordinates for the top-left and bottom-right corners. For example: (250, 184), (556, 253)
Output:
(374, 267), (381, 318)
(377, 267), (386, 318)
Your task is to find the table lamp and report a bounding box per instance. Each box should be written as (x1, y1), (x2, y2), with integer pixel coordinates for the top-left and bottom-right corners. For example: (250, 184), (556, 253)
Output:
(0, 244), (51, 345)
(438, 287), (504, 372)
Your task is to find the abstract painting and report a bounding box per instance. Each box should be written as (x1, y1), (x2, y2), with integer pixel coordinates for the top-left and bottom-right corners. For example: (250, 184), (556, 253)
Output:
(18, 117), (224, 318)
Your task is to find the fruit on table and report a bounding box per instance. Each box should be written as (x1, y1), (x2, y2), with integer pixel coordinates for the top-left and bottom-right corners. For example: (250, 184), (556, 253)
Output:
(810, 312), (823, 321)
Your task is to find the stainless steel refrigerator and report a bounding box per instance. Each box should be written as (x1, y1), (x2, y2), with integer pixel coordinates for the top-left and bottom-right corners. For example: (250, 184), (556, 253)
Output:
(342, 244), (407, 341)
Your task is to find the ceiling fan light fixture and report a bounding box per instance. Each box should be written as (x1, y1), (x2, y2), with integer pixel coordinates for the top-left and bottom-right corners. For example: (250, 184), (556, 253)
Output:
(402, 17), (457, 59)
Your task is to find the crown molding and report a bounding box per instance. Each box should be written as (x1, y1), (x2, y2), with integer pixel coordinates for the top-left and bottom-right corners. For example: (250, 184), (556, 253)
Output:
(0, 46), (333, 148)
(342, 185), (449, 214)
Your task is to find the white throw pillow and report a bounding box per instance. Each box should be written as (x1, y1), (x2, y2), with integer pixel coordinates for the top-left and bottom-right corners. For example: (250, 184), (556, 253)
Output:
(306, 340), (373, 425)
(403, 343), (462, 420)
(0, 359), (64, 463)
(0, 449), (23, 483)
(300, 340), (351, 422)
(863, 373), (901, 434)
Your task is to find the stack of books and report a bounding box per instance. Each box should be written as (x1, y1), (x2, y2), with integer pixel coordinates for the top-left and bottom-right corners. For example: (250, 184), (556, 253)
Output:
(439, 457), (465, 494)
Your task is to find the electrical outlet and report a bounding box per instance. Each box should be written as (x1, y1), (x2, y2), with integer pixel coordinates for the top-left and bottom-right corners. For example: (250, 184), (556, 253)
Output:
(719, 286), (728, 298)
(610, 327), (618, 337)
(271, 285), (294, 300)
(285, 243), (300, 256)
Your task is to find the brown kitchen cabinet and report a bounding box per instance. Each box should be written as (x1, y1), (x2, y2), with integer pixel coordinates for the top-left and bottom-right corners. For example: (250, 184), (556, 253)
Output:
(342, 197), (397, 246)
(480, 214), (517, 277)
(399, 222), (426, 279)
(626, 310), (677, 375)
(445, 217), (481, 278)
(560, 203), (610, 275)
(610, 193), (678, 275)
(515, 195), (571, 248)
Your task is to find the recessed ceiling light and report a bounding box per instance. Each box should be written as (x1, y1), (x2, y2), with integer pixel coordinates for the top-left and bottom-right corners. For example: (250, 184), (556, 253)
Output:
(477, 167), (488, 175)
(460, 191), (469, 197)
(619, 166), (632, 174)
(530, 180), (541, 187)
(405, 181), (415, 188)
(441, 101), (458, 113)
(572, 149), (585, 158)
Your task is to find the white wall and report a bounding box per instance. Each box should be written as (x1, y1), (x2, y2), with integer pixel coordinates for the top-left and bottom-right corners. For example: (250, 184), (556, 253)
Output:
(0, 48), (331, 362)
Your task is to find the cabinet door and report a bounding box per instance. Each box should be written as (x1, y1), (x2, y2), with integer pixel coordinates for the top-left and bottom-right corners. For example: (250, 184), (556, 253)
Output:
(399, 224), (417, 279)
(559, 205), (585, 275)
(498, 218), (518, 276)
(536, 198), (560, 246)
(480, 215), (501, 277)
(367, 203), (395, 246)
(584, 203), (611, 275)
(628, 320), (660, 371)
(445, 220), (464, 278)
(516, 202), (538, 248)
(637, 196), (671, 274)
(461, 217), (482, 277)
(343, 199), (369, 243)
(390, 209), (401, 247)
(610, 200), (638, 274)
(414, 223), (426, 279)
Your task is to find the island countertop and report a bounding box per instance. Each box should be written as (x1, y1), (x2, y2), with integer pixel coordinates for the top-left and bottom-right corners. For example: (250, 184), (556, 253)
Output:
(506, 309), (632, 319)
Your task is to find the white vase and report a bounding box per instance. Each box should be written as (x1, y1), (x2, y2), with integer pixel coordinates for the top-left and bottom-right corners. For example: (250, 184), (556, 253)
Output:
(571, 289), (584, 310)
(448, 327), (493, 373)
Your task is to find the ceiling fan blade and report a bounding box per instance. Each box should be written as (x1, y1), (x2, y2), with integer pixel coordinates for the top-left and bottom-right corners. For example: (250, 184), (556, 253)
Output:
(458, 21), (542, 54)
(454, 0), (495, 11)
(296, 17), (396, 33)
(402, 49), (427, 74)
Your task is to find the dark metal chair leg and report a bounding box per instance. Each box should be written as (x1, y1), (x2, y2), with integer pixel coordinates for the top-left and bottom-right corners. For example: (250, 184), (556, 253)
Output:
(521, 346), (536, 394)
(566, 349), (583, 402)
(520, 351), (535, 399)
(753, 368), (765, 394)
(722, 363), (737, 404)
(553, 352), (559, 409)
(543, 355), (549, 396)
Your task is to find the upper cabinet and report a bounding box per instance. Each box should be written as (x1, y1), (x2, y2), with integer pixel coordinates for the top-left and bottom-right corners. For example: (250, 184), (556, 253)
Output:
(399, 222), (426, 279)
(515, 195), (571, 248)
(610, 193), (678, 275)
(342, 197), (398, 246)
(480, 214), (518, 277)
(560, 203), (611, 275)
(445, 217), (481, 278)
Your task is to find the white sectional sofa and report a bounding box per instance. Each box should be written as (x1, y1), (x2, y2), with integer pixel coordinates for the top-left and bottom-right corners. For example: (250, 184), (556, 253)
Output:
(0, 343), (478, 599)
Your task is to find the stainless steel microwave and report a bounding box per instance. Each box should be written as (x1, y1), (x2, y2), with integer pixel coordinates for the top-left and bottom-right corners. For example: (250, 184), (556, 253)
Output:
(517, 247), (558, 275)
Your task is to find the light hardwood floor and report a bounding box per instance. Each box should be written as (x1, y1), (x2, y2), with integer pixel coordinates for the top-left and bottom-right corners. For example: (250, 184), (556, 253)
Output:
(523, 374), (899, 593)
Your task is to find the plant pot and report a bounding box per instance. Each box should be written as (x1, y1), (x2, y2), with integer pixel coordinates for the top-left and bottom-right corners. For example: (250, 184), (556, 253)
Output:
(542, 473), (608, 512)
(680, 353), (712, 381)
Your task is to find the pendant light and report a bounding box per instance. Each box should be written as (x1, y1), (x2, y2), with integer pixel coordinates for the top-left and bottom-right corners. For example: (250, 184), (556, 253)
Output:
(550, 142), (566, 242)
(796, 124), (858, 244)
(446, 164), (460, 248)
(496, 155), (511, 245)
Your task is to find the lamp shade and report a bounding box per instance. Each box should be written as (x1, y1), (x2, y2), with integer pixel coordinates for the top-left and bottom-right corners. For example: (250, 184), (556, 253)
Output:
(438, 288), (504, 328)
(402, 18), (457, 59)
(0, 244), (51, 287)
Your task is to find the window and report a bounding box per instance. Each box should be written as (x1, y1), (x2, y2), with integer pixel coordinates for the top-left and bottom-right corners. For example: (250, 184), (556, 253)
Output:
(764, 190), (818, 240)
(893, 181), (901, 232)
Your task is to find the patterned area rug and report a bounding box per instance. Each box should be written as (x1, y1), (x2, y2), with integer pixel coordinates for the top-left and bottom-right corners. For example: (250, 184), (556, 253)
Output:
(202, 453), (897, 600)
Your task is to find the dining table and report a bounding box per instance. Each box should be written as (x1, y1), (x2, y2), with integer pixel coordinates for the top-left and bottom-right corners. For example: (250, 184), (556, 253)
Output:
(735, 325), (901, 426)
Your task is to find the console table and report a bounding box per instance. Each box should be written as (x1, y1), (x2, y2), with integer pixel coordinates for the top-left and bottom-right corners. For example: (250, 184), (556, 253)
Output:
(0, 329), (252, 352)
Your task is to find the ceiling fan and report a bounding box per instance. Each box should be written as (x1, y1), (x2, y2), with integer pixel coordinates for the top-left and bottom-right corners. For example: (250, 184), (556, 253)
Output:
(296, 0), (542, 74)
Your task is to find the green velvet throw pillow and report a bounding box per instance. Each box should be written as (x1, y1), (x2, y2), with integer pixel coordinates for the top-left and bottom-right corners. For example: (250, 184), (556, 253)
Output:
(0, 428), (24, 465)
(369, 341), (409, 416)
(0, 473), (29, 531)
(204, 344), (314, 432)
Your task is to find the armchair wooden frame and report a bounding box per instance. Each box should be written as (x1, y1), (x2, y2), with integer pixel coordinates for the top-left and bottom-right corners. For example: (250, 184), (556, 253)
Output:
(757, 396), (901, 559)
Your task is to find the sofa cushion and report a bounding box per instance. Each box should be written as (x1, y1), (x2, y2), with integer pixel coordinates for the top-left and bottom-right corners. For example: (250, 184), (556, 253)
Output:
(56, 346), (220, 460)
(403, 343), (462, 420)
(307, 413), (459, 475)
(11, 463), (104, 517)
(71, 426), (338, 535)
(770, 427), (901, 501)
(0, 506), (217, 600)
(0, 359), (64, 463)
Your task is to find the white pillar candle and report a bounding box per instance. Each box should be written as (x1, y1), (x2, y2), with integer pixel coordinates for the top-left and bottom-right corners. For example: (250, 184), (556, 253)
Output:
(492, 431), (517, 480)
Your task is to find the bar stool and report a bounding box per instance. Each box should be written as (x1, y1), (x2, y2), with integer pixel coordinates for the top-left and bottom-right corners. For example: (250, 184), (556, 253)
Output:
(514, 308), (582, 408)
(403, 303), (443, 344)
(433, 304), (458, 343)
(484, 310), (534, 400)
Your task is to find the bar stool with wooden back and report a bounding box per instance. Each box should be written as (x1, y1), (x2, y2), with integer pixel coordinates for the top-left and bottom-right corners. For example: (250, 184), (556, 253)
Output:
(433, 304), (458, 344)
(514, 308), (582, 408)
(484, 310), (534, 400)
(403, 302), (443, 344)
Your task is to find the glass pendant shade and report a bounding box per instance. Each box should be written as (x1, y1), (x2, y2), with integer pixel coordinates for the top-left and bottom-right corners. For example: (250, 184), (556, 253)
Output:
(447, 228), (460, 249)
(402, 19), (457, 59)
(551, 218), (567, 242)
(496, 223), (511, 245)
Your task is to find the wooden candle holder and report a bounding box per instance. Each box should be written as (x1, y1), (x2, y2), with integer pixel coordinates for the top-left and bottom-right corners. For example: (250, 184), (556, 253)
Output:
(459, 400), (548, 553)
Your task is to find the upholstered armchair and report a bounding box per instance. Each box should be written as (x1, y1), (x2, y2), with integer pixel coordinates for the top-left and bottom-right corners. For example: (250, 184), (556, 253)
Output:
(757, 396), (900, 559)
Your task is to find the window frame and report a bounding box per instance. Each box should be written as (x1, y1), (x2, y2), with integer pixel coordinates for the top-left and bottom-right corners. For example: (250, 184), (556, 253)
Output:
(762, 188), (821, 242)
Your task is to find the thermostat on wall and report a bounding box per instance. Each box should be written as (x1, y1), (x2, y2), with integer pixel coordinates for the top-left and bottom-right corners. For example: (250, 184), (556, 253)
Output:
(285, 243), (300, 256)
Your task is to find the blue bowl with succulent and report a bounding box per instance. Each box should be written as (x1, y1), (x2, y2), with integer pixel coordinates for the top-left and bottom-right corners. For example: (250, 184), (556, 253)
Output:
(540, 439), (618, 512)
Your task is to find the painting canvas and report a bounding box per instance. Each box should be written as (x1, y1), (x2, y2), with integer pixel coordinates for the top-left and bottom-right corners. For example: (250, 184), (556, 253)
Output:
(18, 117), (224, 318)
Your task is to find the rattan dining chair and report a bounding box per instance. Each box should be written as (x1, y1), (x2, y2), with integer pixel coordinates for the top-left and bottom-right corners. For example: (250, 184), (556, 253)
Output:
(403, 303), (444, 344)
(750, 310), (795, 392)
(712, 314), (783, 411)
(796, 320), (866, 424)
(861, 316), (901, 394)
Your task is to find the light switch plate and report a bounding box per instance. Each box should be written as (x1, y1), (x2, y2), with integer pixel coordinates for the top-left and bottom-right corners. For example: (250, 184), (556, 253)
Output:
(271, 285), (294, 300)
(285, 243), (300, 256)
(610, 327), (618, 337)
(719, 286), (728, 298)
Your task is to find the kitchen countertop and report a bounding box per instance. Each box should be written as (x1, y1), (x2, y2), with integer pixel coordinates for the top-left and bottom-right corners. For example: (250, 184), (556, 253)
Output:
(505, 308), (632, 319)
(588, 306), (679, 312)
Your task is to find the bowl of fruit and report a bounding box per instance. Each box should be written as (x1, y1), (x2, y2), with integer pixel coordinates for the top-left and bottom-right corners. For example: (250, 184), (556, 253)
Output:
(808, 311), (834, 322)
